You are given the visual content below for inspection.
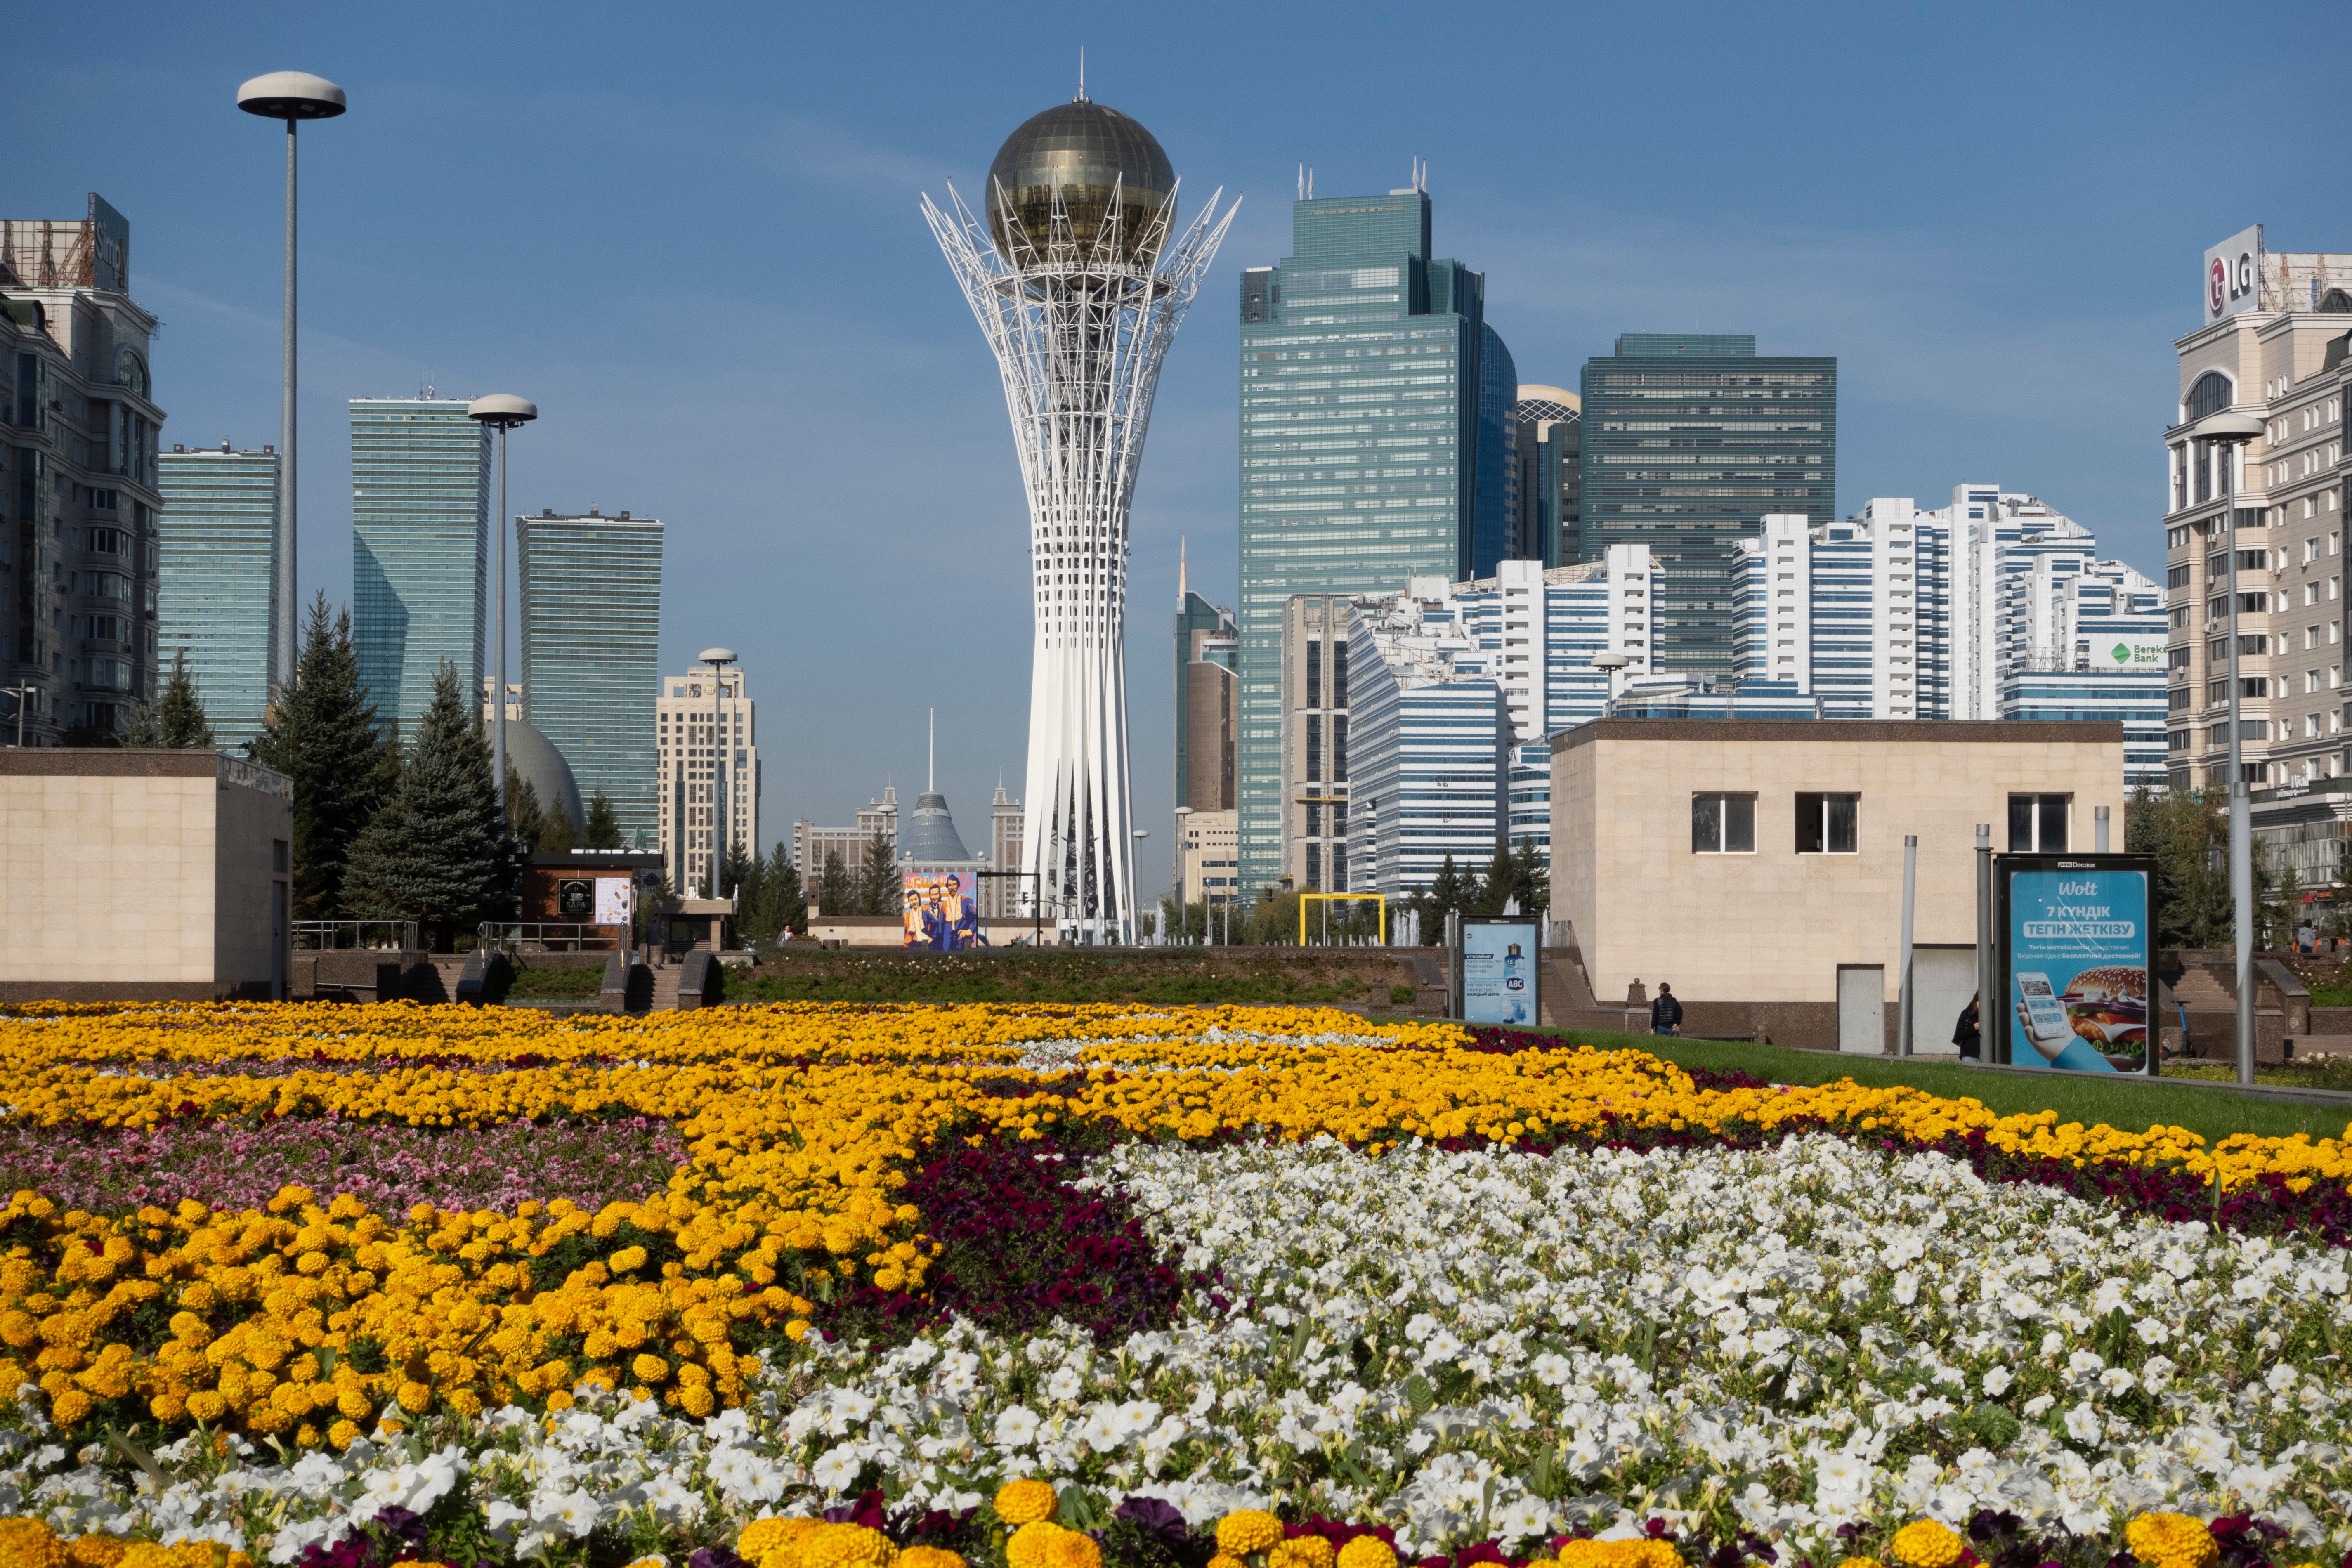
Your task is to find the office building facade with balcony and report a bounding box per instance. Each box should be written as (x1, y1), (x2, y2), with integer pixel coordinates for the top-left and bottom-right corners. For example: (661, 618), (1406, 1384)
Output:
(1235, 185), (1511, 896)
(517, 508), (662, 848)
(2, 195), (165, 745)
(2161, 229), (2352, 798)
(1580, 333), (1835, 674)
(158, 442), (277, 752)
(350, 397), (488, 734)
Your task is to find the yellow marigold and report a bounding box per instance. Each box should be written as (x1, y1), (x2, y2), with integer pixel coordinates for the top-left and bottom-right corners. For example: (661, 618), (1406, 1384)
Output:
(1557, 1542), (1683, 1568)
(116, 1548), (177, 1568)
(899, 1551), (963, 1568)
(1208, 1557), (1250, 1568)
(1006, 1524), (1067, 1568)
(1271, 1540), (1336, 1568)
(795, 1525), (894, 1568)
(1835, 1559), (1883, 1568)
(0, 1518), (68, 1568)
(1335, 1541), (1397, 1568)
(1217, 1513), (1285, 1559)
(625, 1558), (667, 1568)
(739, 1517), (822, 1568)
(994, 1480), (1059, 1526)
(67, 1537), (128, 1568)
(2123, 1514), (2217, 1568)
(1888, 1522), (1963, 1568)
(1041, 1536), (1099, 1568)
(48, 1390), (93, 1429)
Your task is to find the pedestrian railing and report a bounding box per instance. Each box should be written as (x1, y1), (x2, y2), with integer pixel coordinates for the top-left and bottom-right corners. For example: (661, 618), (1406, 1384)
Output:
(477, 921), (626, 954)
(292, 920), (420, 951)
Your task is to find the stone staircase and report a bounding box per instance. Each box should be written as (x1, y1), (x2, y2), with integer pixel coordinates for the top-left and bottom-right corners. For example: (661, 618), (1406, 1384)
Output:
(2159, 952), (2304, 1062)
(643, 962), (683, 1013)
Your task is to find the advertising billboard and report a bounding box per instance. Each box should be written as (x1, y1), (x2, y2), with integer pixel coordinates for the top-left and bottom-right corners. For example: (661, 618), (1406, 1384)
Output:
(904, 869), (985, 951)
(594, 878), (635, 927)
(1459, 917), (1540, 1025)
(2099, 633), (2168, 673)
(2205, 225), (2265, 323)
(1996, 855), (2157, 1075)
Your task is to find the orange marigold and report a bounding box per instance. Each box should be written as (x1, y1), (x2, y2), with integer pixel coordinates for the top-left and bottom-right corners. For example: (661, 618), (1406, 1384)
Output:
(1888, 1523), (1963, 1568)
(1216, 1513), (1285, 1558)
(66, 1538), (128, 1568)
(793, 1525), (894, 1568)
(900, 1551), (964, 1568)
(1006, 1524), (1068, 1568)
(2123, 1515), (2218, 1568)
(0, 1518), (68, 1568)
(1042, 1535), (1100, 1568)
(994, 1481), (1059, 1527)
(738, 1518), (822, 1568)
(1271, 1540), (1336, 1568)
(1335, 1542), (1398, 1568)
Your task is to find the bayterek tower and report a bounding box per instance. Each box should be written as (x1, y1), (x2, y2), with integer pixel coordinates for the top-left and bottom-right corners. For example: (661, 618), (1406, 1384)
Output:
(924, 89), (1233, 942)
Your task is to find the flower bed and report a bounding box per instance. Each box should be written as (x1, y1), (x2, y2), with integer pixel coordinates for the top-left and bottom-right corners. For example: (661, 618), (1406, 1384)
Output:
(0, 1001), (2347, 1568)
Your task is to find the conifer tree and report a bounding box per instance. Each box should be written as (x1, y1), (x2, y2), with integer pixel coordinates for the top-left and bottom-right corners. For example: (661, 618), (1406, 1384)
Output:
(854, 827), (900, 916)
(341, 661), (513, 950)
(252, 596), (394, 920)
(537, 800), (576, 854)
(817, 850), (852, 917)
(503, 767), (547, 850)
(125, 650), (215, 748)
(582, 789), (623, 849)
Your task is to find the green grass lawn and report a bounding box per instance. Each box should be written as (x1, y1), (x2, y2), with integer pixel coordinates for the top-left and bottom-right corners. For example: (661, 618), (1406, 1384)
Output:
(1533, 1025), (2352, 1144)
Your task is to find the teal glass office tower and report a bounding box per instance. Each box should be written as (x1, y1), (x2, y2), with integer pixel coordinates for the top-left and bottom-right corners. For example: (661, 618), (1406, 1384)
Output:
(156, 443), (279, 752)
(1579, 334), (1835, 672)
(349, 397), (488, 733)
(1235, 186), (1508, 895)
(517, 509), (664, 848)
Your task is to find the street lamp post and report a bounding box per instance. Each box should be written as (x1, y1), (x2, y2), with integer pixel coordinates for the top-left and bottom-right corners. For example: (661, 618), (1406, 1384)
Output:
(6, 685), (36, 747)
(1173, 805), (1192, 945)
(466, 395), (537, 812)
(236, 71), (347, 694)
(2196, 411), (2267, 1086)
(699, 647), (737, 904)
(1592, 651), (1631, 712)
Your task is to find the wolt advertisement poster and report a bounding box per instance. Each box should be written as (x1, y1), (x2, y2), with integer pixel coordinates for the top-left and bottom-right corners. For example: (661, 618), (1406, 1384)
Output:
(1998, 855), (2155, 1075)
(1460, 919), (1540, 1025)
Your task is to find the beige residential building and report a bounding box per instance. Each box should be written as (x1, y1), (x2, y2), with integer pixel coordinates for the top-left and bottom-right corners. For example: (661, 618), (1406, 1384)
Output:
(656, 662), (758, 896)
(2163, 229), (2352, 796)
(1552, 720), (2124, 1052)
(1175, 807), (1239, 906)
(1279, 595), (1354, 893)
(3, 195), (168, 745)
(791, 784), (899, 890)
(1, 750), (291, 1001)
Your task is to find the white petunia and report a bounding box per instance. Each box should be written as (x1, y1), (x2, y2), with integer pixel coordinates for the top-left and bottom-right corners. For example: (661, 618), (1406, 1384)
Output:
(992, 1405), (1042, 1447)
(810, 1447), (863, 1495)
(1981, 1367), (2013, 1396)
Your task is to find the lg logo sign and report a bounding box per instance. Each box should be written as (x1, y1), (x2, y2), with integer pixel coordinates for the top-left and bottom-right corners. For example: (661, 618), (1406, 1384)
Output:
(2206, 227), (2264, 321)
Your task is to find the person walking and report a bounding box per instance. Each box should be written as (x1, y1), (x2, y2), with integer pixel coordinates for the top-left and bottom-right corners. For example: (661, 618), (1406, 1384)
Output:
(1650, 982), (1683, 1037)
(1953, 994), (1981, 1060)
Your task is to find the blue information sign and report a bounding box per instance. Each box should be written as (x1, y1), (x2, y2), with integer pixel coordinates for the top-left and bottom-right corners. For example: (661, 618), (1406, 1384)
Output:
(1997, 855), (2156, 1075)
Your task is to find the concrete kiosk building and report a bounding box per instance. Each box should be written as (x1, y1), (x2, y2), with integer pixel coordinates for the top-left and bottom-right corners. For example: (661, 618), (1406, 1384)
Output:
(1552, 719), (2124, 1053)
(1, 750), (292, 1001)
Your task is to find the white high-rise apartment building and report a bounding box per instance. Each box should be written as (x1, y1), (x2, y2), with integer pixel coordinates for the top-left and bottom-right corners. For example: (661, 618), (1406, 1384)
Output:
(2162, 227), (2352, 797)
(654, 661), (758, 896)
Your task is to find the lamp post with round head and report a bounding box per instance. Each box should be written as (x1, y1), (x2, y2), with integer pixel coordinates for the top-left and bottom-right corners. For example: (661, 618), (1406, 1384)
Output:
(700, 647), (737, 904)
(466, 395), (537, 814)
(1592, 652), (1632, 711)
(2196, 410), (2267, 1086)
(236, 71), (346, 695)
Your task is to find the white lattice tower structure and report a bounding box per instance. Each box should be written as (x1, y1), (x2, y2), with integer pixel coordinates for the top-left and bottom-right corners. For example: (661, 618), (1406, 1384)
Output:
(923, 125), (1233, 942)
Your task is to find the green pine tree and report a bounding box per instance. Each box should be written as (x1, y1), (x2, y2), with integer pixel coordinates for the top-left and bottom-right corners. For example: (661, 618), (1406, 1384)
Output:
(125, 649), (215, 748)
(1429, 855), (1463, 921)
(817, 850), (852, 918)
(722, 838), (756, 901)
(504, 767), (548, 850)
(1481, 839), (1517, 914)
(537, 799), (577, 854)
(855, 828), (899, 917)
(340, 661), (514, 951)
(252, 596), (395, 920)
(582, 789), (623, 849)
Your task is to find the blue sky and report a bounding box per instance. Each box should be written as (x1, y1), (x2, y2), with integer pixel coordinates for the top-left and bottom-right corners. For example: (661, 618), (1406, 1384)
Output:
(14, 2), (2352, 895)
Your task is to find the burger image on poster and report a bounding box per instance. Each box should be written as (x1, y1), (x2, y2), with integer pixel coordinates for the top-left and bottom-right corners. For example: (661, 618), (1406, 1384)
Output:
(2062, 964), (2149, 1053)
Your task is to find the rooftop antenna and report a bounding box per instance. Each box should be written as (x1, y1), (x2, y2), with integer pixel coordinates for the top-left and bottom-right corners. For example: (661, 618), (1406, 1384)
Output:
(1308, 166), (1314, 198)
(1076, 47), (1086, 103)
(1297, 163), (1304, 200)
(1179, 534), (1188, 602)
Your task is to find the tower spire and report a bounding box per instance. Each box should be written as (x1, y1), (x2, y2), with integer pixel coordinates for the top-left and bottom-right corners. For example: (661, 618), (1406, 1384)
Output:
(1076, 47), (1086, 103)
(928, 708), (935, 793)
(1179, 535), (1187, 604)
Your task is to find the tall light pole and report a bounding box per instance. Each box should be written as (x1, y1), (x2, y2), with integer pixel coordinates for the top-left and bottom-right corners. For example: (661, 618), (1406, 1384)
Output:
(2197, 411), (2266, 1086)
(467, 395), (537, 810)
(700, 647), (737, 902)
(1592, 652), (1631, 712)
(236, 71), (346, 694)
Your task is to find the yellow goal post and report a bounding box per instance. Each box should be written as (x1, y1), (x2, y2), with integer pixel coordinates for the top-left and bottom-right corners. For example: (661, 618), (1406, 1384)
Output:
(1297, 892), (1387, 947)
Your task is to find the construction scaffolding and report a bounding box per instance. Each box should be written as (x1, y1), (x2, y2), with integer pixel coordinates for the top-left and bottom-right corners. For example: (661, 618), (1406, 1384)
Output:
(0, 193), (129, 292)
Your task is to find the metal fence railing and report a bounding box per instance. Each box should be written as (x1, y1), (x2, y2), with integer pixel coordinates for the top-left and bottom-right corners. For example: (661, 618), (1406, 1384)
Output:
(292, 920), (419, 952)
(477, 922), (625, 954)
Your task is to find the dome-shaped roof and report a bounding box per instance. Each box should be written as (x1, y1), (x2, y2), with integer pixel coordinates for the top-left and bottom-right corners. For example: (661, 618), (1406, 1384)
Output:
(508, 720), (582, 836)
(987, 99), (1174, 265)
(900, 790), (975, 864)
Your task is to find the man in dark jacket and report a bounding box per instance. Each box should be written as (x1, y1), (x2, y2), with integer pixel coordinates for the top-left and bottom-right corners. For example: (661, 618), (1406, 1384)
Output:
(1651, 983), (1683, 1037)
(1953, 994), (1981, 1060)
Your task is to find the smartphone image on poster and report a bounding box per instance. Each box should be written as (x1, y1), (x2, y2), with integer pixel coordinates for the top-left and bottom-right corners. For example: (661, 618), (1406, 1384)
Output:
(2015, 970), (2117, 1072)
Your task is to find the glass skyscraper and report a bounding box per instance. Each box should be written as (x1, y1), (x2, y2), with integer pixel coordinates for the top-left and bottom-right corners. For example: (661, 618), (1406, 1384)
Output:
(517, 509), (664, 847)
(349, 397), (487, 733)
(156, 443), (279, 751)
(1578, 334), (1835, 672)
(1234, 187), (1511, 896)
